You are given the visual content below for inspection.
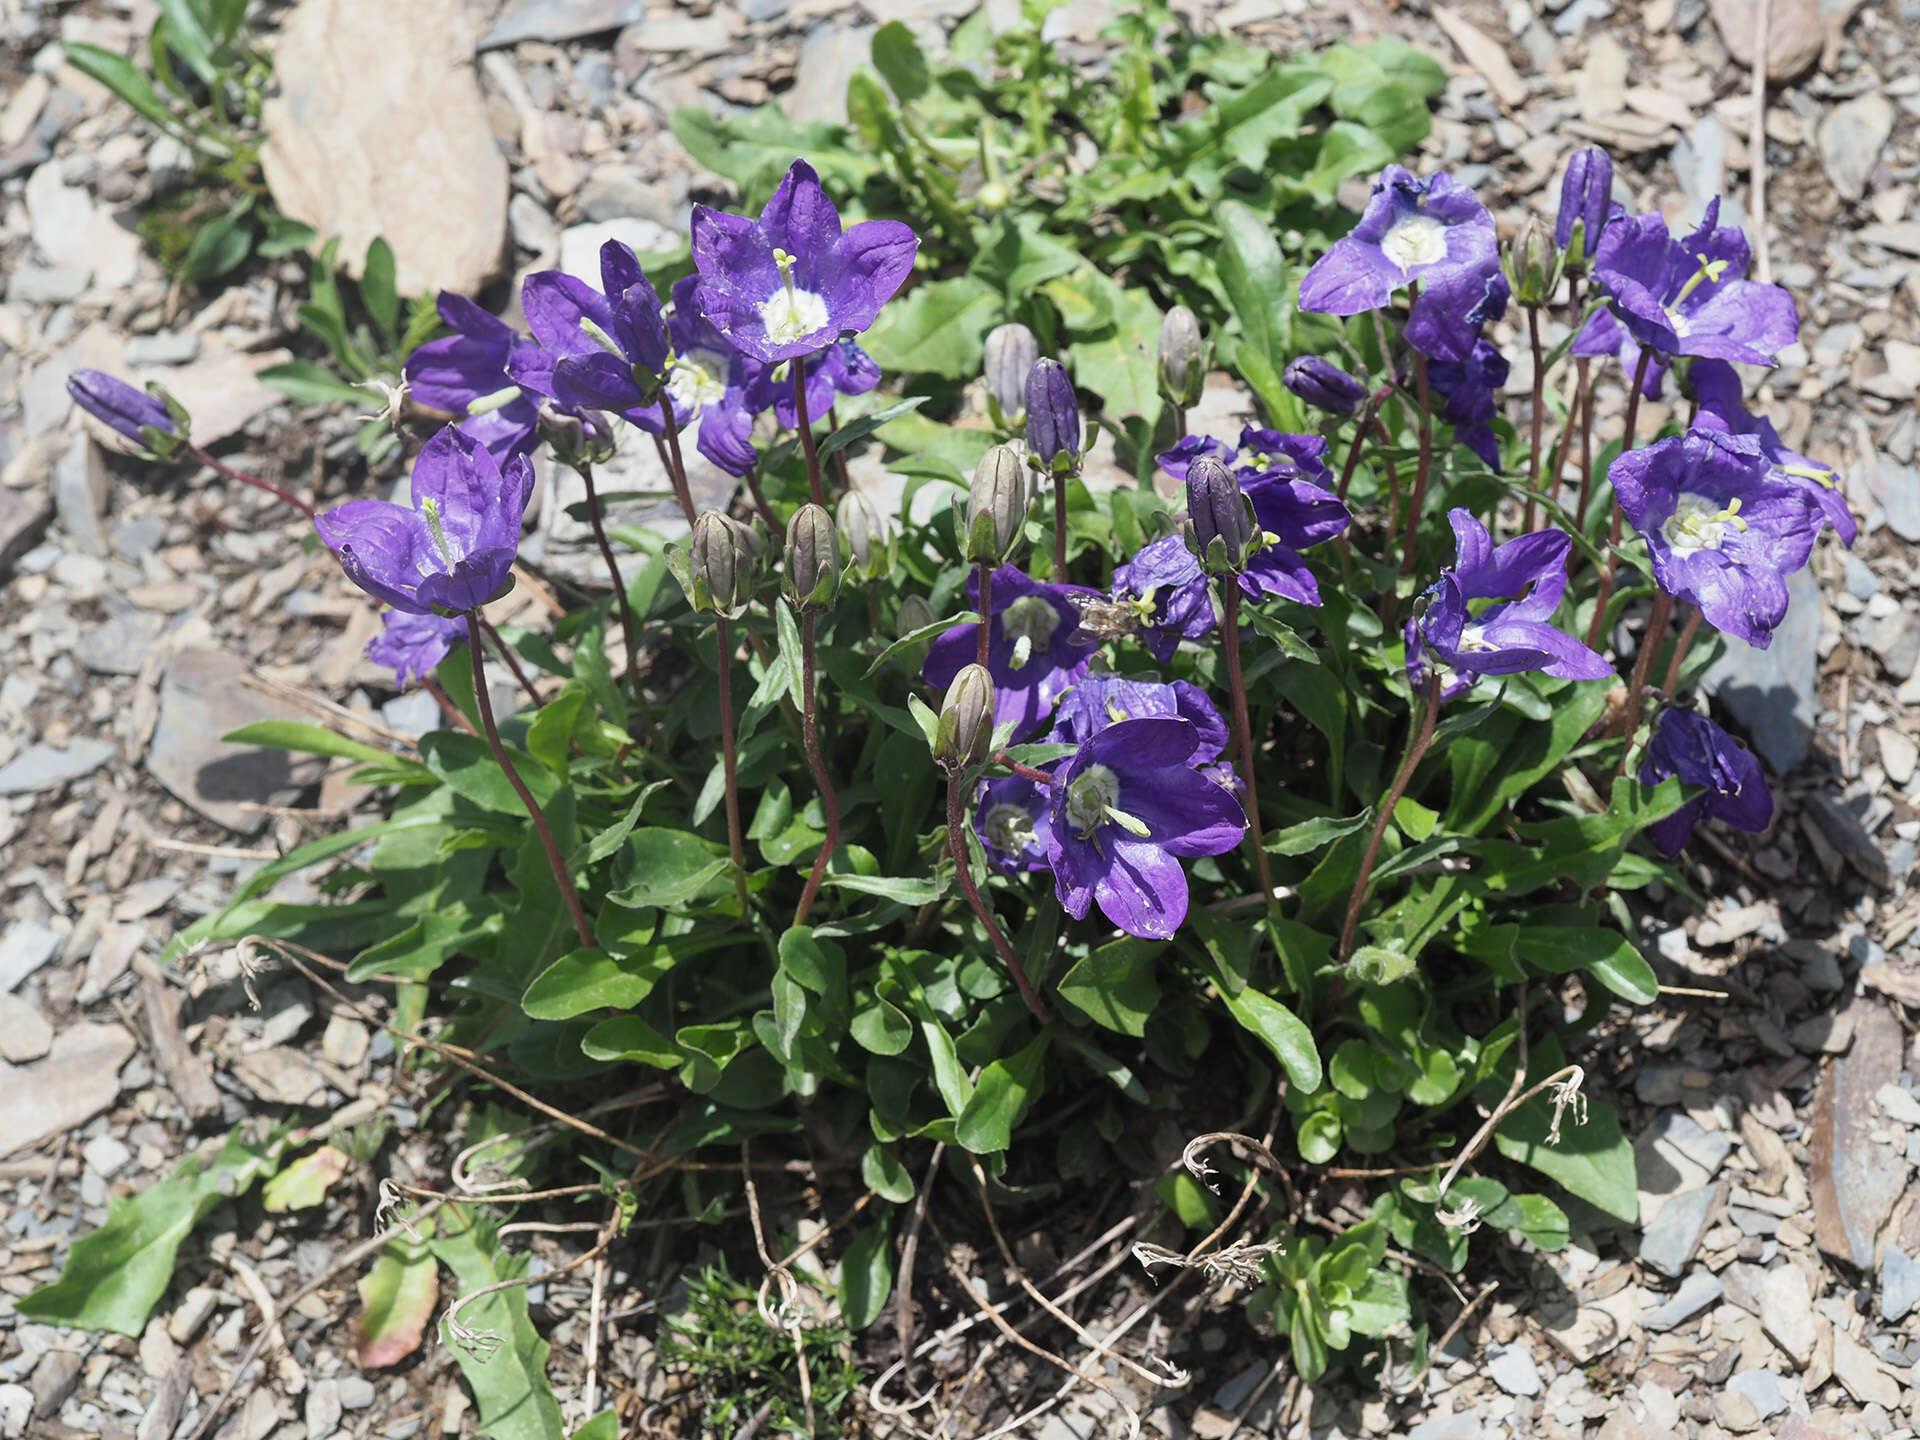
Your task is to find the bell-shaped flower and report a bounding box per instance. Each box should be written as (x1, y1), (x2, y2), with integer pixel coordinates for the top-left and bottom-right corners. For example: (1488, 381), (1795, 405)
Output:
(1570, 306), (1671, 398)
(1425, 337), (1510, 471)
(315, 426), (533, 615)
(974, 774), (1053, 875)
(1590, 197), (1797, 366)
(1555, 145), (1619, 270)
(691, 159), (919, 363)
(1611, 428), (1821, 649)
(1283, 356), (1368, 416)
(1111, 534), (1216, 661)
(923, 565), (1098, 741)
(402, 293), (542, 461)
(365, 610), (465, 688)
(1047, 673), (1229, 763)
(754, 335), (882, 432)
(1407, 509), (1611, 700)
(1045, 717), (1247, 939)
(1638, 707), (1772, 857)
(1687, 359), (1855, 546)
(513, 240), (671, 416)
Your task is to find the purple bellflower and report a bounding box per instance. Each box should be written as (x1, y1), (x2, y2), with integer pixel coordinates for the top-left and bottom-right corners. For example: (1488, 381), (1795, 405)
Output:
(1045, 717), (1247, 939)
(1610, 428), (1821, 649)
(690, 159), (918, 364)
(68, 370), (179, 449)
(1570, 307), (1671, 399)
(1425, 337), (1510, 471)
(365, 610), (465, 688)
(1589, 197), (1798, 366)
(1638, 707), (1772, 857)
(1555, 146), (1618, 266)
(1048, 673), (1229, 764)
(1406, 509), (1612, 700)
(1159, 430), (1350, 605)
(512, 240), (670, 416)
(402, 293), (542, 462)
(1688, 359), (1855, 546)
(1283, 356), (1369, 415)
(315, 426), (534, 615)
(1157, 426), (1332, 488)
(974, 774), (1053, 875)
(923, 566), (1099, 741)
(1298, 165), (1501, 363)
(1111, 534), (1217, 661)
(634, 275), (766, 476)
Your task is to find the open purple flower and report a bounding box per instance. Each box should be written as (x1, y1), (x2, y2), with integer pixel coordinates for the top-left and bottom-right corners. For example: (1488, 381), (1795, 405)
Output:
(923, 566), (1098, 741)
(974, 774), (1053, 875)
(1611, 428), (1821, 649)
(1404, 262), (1510, 364)
(691, 160), (918, 364)
(315, 426), (534, 615)
(1638, 707), (1771, 857)
(1425, 337), (1510, 471)
(1590, 198), (1798, 366)
(365, 610), (465, 688)
(68, 370), (179, 448)
(1239, 467), (1351, 608)
(627, 275), (766, 476)
(512, 241), (670, 416)
(1048, 673), (1229, 763)
(1154, 434), (1234, 485)
(1112, 534), (1216, 661)
(1157, 427), (1332, 489)
(1570, 307), (1670, 399)
(403, 293), (542, 462)
(1688, 359), (1855, 546)
(1046, 717), (1246, 939)
(1407, 509), (1611, 700)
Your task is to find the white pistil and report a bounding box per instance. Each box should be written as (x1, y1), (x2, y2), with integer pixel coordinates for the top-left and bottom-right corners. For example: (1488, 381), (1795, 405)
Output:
(985, 803), (1037, 857)
(1663, 492), (1747, 557)
(1380, 214), (1448, 272)
(419, 496), (457, 572)
(1065, 763), (1123, 837)
(1001, 596), (1061, 673)
(760, 245), (830, 346)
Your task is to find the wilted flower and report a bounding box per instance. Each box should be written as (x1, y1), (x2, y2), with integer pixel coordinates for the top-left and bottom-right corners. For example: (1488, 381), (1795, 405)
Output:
(1555, 145), (1618, 272)
(514, 240), (671, 414)
(1687, 359), (1855, 546)
(1111, 534), (1216, 661)
(1590, 197), (1798, 366)
(1049, 674), (1228, 764)
(1282, 356), (1367, 416)
(782, 502), (841, 611)
(402, 293), (541, 461)
(974, 774), (1052, 874)
(1638, 707), (1771, 856)
(691, 159), (919, 363)
(1611, 428), (1821, 648)
(1025, 358), (1082, 475)
(1045, 717), (1246, 940)
(1186, 455), (1256, 575)
(984, 322), (1039, 426)
(365, 610), (465, 689)
(923, 566), (1099, 741)
(315, 426), (533, 615)
(1406, 509), (1611, 700)
(965, 444), (1030, 564)
(67, 370), (183, 456)
(934, 663), (996, 770)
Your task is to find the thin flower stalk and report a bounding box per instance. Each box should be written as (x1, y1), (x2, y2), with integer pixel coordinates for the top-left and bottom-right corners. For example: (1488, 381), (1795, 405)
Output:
(1339, 670), (1442, 962)
(1399, 344), (1435, 577)
(792, 611), (840, 927)
(191, 445), (316, 521)
(793, 365), (828, 508)
(477, 614), (543, 709)
(976, 564), (993, 669)
(1586, 348), (1655, 648)
(714, 616), (750, 911)
(576, 462), (644, 711)
(1620, 588), (1675, 752)
(945, 774), (1049, 1022)
(1220, 586), (1279, 917)
(658, 414), (697, 526)
(742, 466), (785, 543)
(1522, 306), (1547, 534)
(826, 404), (854, 495)
(464, 610), (594, 951)
(1662, 604), (1703, 695)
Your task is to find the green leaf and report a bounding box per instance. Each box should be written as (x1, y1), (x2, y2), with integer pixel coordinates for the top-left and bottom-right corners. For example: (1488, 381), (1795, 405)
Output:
(1217, 199), (1291, 396)
(1158, 1171), (1220, 1230)
(817, 396), (929, 463)
(581, 1014), (680, 1067)
(356, 1216), (440, 1369)
(522, 946), (674, 1021)
(1459, 924), (1658, 1005)
(262, 1145), (350, 1212)
(870, 21), (929, 102)
(1055, 938), (1161, 1037)
(62, 44), (194, 148)
(571, 1415), (618, 1440)
(852, 990), (913, 1055)
(1483, 1036), (1637, 1222)
(432, 1206), (566, 1440)
(19, 1127), (284, 1335)
(838, 1221), (894, 1329)
(577, 780), (670, 867)
(257, 361), (374, 408)
(1210, 969), (1322, 1093)
(221, 719), (400, 768)
(1345, 1267), (1411, 1337)
(572, 611), (627, 730)
(1265, 811), (1369, 857)
(864, 611), (980, 677)
(1067, 287), (1162, 427)
(526, 687), (586, 775)
(362, 236), (399, 344)
(862, 1144), (915, 1203)
(669, 105), (874, 196)
(154, 0), (219, 84)
(863, 276), (1000, 378)
(823, 873), (946, 904)
(1300, 120), (1395, 202)
(610, 830), (729, 909)
(955, 1033), (1049, 1153)
(419, 732), (561, 814)
(183, 210), (253, 284)
(1297, 1108), (1342, 1164)
(1170, 65), (1333, 196)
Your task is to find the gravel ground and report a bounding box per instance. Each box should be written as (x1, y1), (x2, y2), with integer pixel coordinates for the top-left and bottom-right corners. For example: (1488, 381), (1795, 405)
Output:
(1, 0), (1917, 1436)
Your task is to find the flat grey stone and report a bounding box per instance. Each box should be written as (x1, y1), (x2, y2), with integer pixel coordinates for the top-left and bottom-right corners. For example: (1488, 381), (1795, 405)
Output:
(1487, 1342), (1541, 1396)
(1638, 1184), (1718, 1278)
(1407, 1415), (1481, 1440)
(1861, 451), (1920, 543)
(1701, 566), (1822, 772)
(122, 332), (201, 366)
(51, 431), (108, 558)
(1819, 92), (1893, 203)
(0, 488), (53, 579)
(1210, 1360), (1265, 1411)
(6, 263), (88, 304)
(77, 604), (168, 675)
(1641, 1270), (1723, 1331)
(784, 22), (876, 126)
(558, 218), (675, 286)
(0, 739), (114, 796)
(479, 0), (645, 48)
(0, 1022), (134, 1161)
(1758, 1262), (1816, 1367)
(1726, 1368), (1787, 1421)
(0, 921), (61, 993)
(1881, 1245), (1920, 1322)
(0, 992), (52, 1061)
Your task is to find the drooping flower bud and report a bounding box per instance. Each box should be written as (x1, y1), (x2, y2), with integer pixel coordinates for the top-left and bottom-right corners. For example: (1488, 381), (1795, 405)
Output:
(836, 490), (892, 582)
(1555, 145), (1615, 275)
(782, 502), (841, 611)
(1282, 356), (1368, 416)
(1185, 454), (1255, 575)
(1502, 216), (1564, 307)
(966, 444), (1029, 565)
(1158, 306), (1206, 408)
(933, 663), (996, 771)
(983, 322), (1038, 428)
(67, 370), (186, 459)
(677, 511), (760, 618)
(1024, 358), (1082, 476)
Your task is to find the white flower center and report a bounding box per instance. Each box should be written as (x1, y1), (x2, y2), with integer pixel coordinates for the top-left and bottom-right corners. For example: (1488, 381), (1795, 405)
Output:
(1065, 763), (1123, 835)
(759, 287), (831, 347)
(1458, 623), (1496, 654)
(1663, 492), (1746, 557)
(1381, 214), (1448, 272)
(984, 803), (1037, 857)
(1002, 595), (1061, 671)
(667, 348), (729, 412)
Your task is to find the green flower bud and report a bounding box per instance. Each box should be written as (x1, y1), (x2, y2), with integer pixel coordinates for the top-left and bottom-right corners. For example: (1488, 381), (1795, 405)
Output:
(983, 322), (1038, 429)
(676, 511), (760, 618)
(896, 593), (935, 636)
(783, 502), (841, 611)
(933, 663), (996, 771)
(965, 444), (1028, 565)
(836, 490), (891, 582)
(1158, 305), (1207, 408)
(1502, 217), (1565, 308)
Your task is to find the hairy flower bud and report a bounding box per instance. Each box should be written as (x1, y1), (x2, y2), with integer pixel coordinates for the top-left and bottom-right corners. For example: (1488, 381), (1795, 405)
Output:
(1185, 454), (1255, 575)
(1024, 358), (1082, 476)
(983, 322), (1038, 428)
(1282, 356), (1368, 416)
(1158, 306), (1206, 408)
(679, 511), (760, 617)
(1502, 217), (1564, 307)
(966, 444), (1029, 564)
(933, 663), (996, 771)
(1555, 145), (1615, 274)
(836, 490), (891, 582)
(783, 502), (841, 611)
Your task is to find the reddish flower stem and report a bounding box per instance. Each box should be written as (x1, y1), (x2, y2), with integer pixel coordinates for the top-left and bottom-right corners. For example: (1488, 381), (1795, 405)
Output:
(1571, 359), (1597, 528)
(792, 611), (840, 928)
(420, 675), (476, 735)
(657, 414), (697, 527)
(1662, 604), (1703, 696)
(1221, 585), (1279, 916)
(826, 404), (854, 496)
(714, 616), (750, 912)
(1620, 588), (1675, 762)
(1334, 395), (1381, 505)
(1586, 349), (1654, 650)
(976, 563), (993, 670)
(945, 774), (1049, 1023)
(1522, 306), (1547, 535)
(793, 366), (827, 509)
(477, 614), (542, 708)
(464, 610), (594, 951)
(993, 752), (1054, 785)
(189, 444), (315, 521)
(577, 461), (642, 711)
(743, 466), (784, 544)
(1338, 670), (1442, 963)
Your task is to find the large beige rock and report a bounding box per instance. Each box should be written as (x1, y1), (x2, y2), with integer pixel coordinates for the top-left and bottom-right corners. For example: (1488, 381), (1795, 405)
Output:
(1707, 0), (1823, 81)
(0, 1022), (134, 1159)
(261, 0), (508, 297)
